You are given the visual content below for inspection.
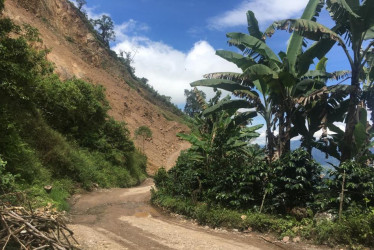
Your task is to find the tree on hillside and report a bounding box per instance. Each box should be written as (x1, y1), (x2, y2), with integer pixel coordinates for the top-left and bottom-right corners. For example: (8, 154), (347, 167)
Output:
(135, 126), (152, 153)
(91, 15), (115, 46)
(184, 88), (206, 117)
(76, 0), (86, 11)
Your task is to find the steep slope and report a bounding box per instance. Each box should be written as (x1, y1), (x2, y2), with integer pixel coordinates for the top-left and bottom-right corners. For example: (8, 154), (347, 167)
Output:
(4, 0), (189, 174)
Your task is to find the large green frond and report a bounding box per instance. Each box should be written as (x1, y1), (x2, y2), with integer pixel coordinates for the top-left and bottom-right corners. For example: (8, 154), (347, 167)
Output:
(365, 26), (374, 40)
(301, 69), (350, 80)
(242, 64), (278, 82)
(215, 50), (256, 71)
(316, 57), (328, 71)
(202, 99), (255, 116)
(227, 32), (281, 65)
(287, 0), (325, 75)
(296, 25), (346, 76)
(326, 0), (362, 43)
(359, 0), (374, 30)
(177, 133), (206, 149)
(264, 19), (344, 45)
(326, 0), (360, 22)
(203, 72), (253, 88)
(246, 11), (263, 40)
(231, 111), (258, 127)
(190, 79), (253, 92)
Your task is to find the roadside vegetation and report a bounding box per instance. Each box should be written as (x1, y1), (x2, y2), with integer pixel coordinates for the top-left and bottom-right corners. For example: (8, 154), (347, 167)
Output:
(0, 2), (146, 210)
(152, 0), (374, 248)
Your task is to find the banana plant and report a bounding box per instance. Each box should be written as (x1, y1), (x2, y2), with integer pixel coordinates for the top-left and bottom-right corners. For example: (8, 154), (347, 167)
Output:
(192, 0), (332, 159)
(177, 92), (262, 168)
(291, 58), (352, 156)
(264, 0), (374, 161)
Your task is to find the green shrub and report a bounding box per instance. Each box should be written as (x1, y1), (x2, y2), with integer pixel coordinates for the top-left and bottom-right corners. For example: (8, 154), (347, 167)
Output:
(0, 156), (17, 194)
(152, 191), (374, 248)
(0, 15), (147, 210)
(268, 149), (323, 213)
(326, 160), (374, 210)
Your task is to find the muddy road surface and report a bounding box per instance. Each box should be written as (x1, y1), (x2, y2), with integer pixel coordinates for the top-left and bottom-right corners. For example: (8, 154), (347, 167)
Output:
(69, 179), (322, 250)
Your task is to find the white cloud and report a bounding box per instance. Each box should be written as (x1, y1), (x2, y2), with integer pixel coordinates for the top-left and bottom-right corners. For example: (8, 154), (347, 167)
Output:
(113, 36), (241, 105)
(84, 6), (109, 20)
(208, 0), (309, 29)
(114, 20), (149, 41)
(79, 2), (241, 105)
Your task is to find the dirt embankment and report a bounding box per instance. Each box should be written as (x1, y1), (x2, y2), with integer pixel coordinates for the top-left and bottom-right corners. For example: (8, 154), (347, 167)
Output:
(4, 0), (189, 174)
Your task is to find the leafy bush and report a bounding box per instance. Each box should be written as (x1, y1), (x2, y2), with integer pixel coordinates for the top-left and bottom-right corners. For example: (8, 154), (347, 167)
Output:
(326, 160), (374, 210)
(152, 191), (374, 248)
(0, 15), (147, 209)
(268, 149), (323, 213)
(0, 156), (17, 194)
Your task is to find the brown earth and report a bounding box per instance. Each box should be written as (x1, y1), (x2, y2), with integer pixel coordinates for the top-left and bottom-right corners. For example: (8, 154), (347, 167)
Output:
(4, 0), (190, 174)
(68, 179), (326, 250)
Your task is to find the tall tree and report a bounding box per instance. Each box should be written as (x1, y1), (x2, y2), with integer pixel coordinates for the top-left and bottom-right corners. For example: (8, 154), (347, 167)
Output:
(184, 88), (206, 117)
(264, 0), (374, 161)
(192, 0), (328, 159)
(92, 15), (115, 45)
(76, 0), (86, 11)
(135, 126), (152, 153)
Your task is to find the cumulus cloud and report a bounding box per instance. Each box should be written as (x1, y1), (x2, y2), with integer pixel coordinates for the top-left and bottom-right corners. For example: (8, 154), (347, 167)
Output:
(113, 35), (241, 105)
(208, 0), (309, 29)
(114, 20), (149, 41)
(71, 2), (238, 105)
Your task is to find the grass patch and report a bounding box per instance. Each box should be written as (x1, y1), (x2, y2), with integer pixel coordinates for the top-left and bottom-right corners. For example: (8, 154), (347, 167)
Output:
(151, 190), (374, 248)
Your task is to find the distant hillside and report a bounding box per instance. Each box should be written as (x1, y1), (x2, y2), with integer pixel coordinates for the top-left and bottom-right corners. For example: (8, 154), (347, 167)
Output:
(290, 141), (340, 169)
(4, 0), (190, 173)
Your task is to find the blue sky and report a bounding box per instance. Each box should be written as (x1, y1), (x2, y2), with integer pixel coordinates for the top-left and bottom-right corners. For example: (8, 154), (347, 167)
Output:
(78, 0), (348, 103)
(74, 0), (352, 144)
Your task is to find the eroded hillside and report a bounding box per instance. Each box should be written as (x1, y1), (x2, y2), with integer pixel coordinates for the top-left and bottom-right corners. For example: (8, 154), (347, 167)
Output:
(4, 0), (189, 174)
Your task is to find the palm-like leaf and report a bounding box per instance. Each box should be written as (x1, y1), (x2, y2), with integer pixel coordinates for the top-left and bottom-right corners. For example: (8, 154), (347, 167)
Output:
(359, 0), (374, 30)
(264, 19), (344, 45)
(242, 64), (278, 81)
(296, 25), (343, 76)
(365, 26), (374, 40)
(326, 0), (360, 24)
(246, 11), (263, 40)
(227, 32), (281, 67)
(190, 79), (254, 92)
(286, 0), (325, 75)
(215, 50), (255, 71)
(202, 99), (256, 116)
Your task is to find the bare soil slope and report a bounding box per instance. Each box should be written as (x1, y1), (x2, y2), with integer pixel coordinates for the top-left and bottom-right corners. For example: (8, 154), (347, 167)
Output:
(4, 0), (189, 174)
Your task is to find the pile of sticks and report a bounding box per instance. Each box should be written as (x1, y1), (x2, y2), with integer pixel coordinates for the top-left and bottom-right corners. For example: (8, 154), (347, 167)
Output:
(0, 205), (80, 249)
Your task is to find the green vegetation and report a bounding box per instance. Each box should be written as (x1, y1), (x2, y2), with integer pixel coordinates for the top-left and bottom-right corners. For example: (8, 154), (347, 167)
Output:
(184, 88), (206, 117)
(0, 5), (146, 209)
(153, 0), (374, 247)
(69, 0), (187, 122)
(152, 192), (374, 247)
(135, 125), (153, 153)
(91, 15), (116, 46)
(76, 0), (86, 11)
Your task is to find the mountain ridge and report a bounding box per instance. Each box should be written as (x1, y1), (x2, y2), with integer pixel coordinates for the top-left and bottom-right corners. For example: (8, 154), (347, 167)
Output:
(4, 0), (190, 174)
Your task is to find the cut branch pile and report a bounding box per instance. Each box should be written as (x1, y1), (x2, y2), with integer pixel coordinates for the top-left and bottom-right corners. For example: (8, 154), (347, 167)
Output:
(0, 205), (80, 249)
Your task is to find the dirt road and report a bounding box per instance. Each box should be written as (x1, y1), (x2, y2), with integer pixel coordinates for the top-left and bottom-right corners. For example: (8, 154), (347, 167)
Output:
(68, 179), (321, 250)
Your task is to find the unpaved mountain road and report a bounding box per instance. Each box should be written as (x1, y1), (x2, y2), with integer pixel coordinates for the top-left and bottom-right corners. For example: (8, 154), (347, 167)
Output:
(68, 179), (323, 250)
